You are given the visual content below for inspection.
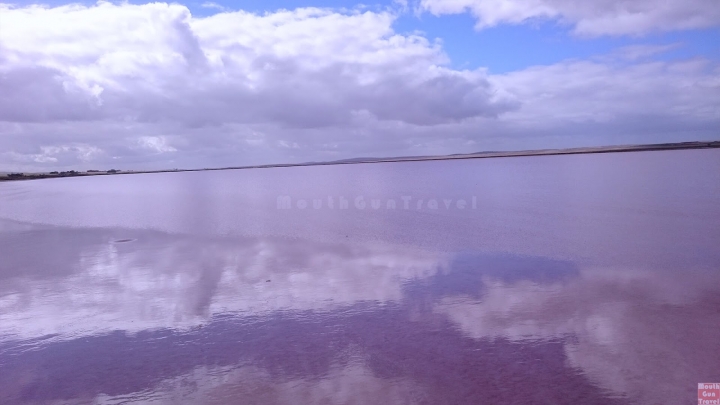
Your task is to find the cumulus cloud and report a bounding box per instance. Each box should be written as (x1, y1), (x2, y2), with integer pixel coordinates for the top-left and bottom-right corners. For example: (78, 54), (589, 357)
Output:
(0, 3), (510, 127)
(419, 0), (720, 36)
(490, 58), (720, 126)
(0, 2), (718, 171)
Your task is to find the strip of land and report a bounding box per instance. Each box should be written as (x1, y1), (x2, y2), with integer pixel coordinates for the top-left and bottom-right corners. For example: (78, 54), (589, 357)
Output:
(2, 140), (719, 182)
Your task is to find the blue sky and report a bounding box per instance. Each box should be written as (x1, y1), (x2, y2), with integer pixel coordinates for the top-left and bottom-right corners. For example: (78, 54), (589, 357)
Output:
(0, 0), (719, 170)
(192, 0), (720, 72)
(408, 20), (720, 72)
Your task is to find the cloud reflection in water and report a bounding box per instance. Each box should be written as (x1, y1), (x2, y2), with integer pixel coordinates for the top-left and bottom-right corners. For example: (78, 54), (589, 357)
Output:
(1, 223), (717, 404)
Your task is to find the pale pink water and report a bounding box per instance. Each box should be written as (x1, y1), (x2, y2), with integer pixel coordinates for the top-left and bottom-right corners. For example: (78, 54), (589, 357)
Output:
(0, 149), (719, 404)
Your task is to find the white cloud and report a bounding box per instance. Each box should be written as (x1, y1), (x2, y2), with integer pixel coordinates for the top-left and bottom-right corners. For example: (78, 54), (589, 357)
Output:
(0, 2), (509, 128)
(137, 136), (178, 153)
(0, 2), (718, 171)
(490, 59), (720, 126)
(419, 0), (720, 36)
(603, 43), (681, 61)
(6, 144), (104, 163)
(200, 1), (225, 11)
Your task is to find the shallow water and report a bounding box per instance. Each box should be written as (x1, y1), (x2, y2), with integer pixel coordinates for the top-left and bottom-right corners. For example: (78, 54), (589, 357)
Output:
(1, 149), (719, 404)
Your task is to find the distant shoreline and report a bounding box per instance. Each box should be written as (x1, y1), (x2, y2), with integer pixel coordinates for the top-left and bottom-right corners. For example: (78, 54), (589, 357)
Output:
(2, 140), (719, 182)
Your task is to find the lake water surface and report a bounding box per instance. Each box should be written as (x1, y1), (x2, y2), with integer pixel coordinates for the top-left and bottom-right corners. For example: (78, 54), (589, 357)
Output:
(1, 149), (719, 404)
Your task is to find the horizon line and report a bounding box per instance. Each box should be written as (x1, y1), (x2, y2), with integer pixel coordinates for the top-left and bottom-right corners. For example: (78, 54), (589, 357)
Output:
(2, 140), (719, 181)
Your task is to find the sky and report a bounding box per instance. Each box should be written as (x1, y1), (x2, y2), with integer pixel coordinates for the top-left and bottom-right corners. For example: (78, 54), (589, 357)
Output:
(0, 0), (719, 171)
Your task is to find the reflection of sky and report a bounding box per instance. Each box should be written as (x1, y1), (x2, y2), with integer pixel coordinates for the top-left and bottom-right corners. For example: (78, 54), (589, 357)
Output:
(0, 222), (718, 404)
(0, 225), (442, 340)
(1, 151), (719, 404)
(434, 265), (720, 404)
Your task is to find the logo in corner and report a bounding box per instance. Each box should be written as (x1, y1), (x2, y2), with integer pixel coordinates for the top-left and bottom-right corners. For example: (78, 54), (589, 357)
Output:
(699, 383), (720, 404)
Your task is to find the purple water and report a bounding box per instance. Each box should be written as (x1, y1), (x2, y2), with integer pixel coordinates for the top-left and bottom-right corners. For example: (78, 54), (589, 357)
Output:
(1, 149), (719, 404)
